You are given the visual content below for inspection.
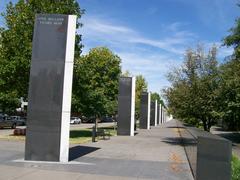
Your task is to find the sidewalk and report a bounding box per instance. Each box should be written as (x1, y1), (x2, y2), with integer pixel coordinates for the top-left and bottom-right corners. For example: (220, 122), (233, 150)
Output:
(0, 120), (193, 180)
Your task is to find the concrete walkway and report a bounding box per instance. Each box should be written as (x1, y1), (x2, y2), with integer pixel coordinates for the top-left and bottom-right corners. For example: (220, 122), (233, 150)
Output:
(0, 120), (193, 180)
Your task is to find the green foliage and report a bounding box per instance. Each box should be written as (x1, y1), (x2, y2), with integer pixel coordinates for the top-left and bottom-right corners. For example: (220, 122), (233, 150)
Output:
(121, 70), (131, 77)
(164, 45), (219, 131)
(232, 155), (240, 180)
(223, 5), (240, 59)
(0, 0), (84, 113)
(62, 126), (117, 144)
(135, 75), (148, 119)
(151, 92), (164, 106)
(165, 6), (240, 131)
(217, 58), (240, 130)
(73, 47), (121, 117)
(219, 6), (240, 130)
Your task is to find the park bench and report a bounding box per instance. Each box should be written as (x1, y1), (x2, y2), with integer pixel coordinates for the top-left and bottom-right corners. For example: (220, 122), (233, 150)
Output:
(97, 129), (111, 140)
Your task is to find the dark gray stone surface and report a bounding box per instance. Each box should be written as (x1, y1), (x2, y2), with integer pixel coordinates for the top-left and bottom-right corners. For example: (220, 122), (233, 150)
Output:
(150, 100), (157, 126)
(117, 77), (135, 136)
(177, 121), (232, 180)
(150, 102), (155, 126)
(196, 136), (231, 180)
(160, 105), (163, 124)
(25, 14), (76, 162)
(140, 92), (150, 129)
(157, 104), (160, 125)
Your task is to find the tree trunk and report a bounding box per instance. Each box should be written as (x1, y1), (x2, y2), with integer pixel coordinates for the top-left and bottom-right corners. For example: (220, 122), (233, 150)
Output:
(206, 119), (211, 132)
(202, 119), (208, 131)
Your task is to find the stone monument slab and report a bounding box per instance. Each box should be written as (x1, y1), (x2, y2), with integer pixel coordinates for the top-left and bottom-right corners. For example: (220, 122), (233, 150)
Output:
(140, 92), (151, 129)
(25, 14), (76, 162)
(117, 77), (136, 136)
(150, 100), (157, 126)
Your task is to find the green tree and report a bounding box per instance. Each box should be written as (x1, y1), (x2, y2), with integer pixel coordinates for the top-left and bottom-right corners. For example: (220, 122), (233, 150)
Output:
(73, 47), (121, 119)
(218, 6), (240, 130)
(164, 45), (219, 131)
(121, 70), (131, 77)
(217, 59), (240, 130)
(151, 92), (164, 106)
(223, 5), (240, 58)
(0, 0), (84, 113)
(135, 75), (148, 119)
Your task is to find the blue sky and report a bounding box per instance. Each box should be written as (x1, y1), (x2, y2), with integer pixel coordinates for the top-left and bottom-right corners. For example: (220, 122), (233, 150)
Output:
(77, 0), (239, 94)
(1, 0), (239, 95)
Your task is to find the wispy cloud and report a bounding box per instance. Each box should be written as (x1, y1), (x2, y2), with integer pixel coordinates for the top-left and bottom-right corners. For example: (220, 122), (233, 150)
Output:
(118, 51), (180, 93)
(79, 16), (192, 92)
(82, 17), (133, 34)
(79, 15), (232, 92)
(201, 41), (234, 61)
(189, 0), (238, 30)
(80, 16), (196, 55)
(146, 7), (158, 15)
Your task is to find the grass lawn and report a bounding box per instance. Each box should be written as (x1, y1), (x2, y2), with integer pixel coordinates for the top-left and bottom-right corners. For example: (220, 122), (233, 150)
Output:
(0, 134), (26, 141)
(70, 126), (117, 144)
(0, 126), (117, 144)
(232, 154), (240, 180)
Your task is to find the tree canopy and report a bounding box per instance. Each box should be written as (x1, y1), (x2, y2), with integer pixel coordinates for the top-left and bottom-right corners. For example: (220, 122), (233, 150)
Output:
(72, 47), (121, 117)
(151, 92), (164, 106)
(218, 6), (240, 130)
(223, 5), (240, 59)
(0, 0), (84, 113)
(135, 75), (148, 119)
(164, 45), (219, 131)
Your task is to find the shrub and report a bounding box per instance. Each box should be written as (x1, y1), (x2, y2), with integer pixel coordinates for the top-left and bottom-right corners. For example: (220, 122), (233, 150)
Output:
(232, 154), (240, 180)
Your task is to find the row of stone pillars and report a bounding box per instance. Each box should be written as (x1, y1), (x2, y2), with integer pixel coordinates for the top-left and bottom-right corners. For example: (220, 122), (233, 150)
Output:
(24, 14), (170, 163)
(117, 77), (168, 136)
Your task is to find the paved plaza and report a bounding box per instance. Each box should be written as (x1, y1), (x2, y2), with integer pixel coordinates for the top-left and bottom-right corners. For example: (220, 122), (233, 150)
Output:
(0, 120), (193, 180)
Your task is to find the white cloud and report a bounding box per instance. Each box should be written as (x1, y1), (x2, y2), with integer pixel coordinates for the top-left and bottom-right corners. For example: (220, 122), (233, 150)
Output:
(200, 41), (234, 60)
(82, 17), (133, 34)
(80, 16), (196, 55)
(80, 16), (234, 92)
(117, 52), (182, 92)
(218, 46), (234, 60)
(79, 16), (195, 92)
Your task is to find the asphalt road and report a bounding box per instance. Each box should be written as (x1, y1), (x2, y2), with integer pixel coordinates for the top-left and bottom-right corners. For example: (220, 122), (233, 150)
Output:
(0, 122), (115, 136)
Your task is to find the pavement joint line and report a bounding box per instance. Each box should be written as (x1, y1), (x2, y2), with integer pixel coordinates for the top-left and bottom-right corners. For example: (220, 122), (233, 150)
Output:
(9, 169), (38, 180)
(12, 159), (96, 165)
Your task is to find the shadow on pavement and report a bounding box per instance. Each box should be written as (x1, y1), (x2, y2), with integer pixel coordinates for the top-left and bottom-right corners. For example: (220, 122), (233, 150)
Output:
(165, 126), (185, 129)
(69, 145), (100, 161)
(161, 137), (196, 146)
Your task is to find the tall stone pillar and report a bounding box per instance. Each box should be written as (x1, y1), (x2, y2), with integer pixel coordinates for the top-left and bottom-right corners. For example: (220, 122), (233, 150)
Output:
(160, 105), (163, 124)
(117, 77), (136, 136)
(25, 14), (76, 162)
(163, 109), (166, 123)
(158, 104), (162, 125)
(162, 108), (165, 123)
(150, 100), (157, 126)
(140, 92), (151, 129)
